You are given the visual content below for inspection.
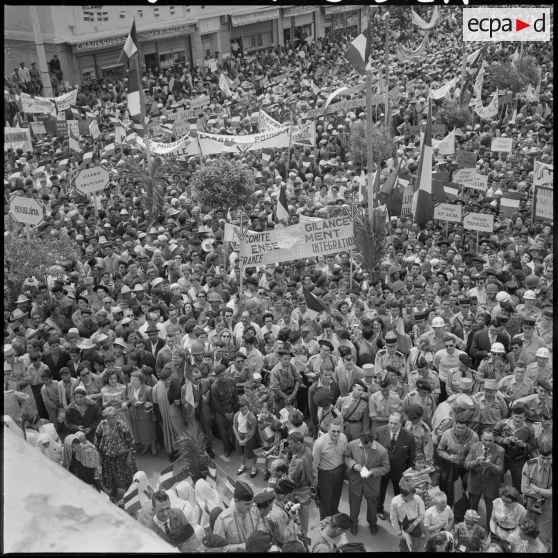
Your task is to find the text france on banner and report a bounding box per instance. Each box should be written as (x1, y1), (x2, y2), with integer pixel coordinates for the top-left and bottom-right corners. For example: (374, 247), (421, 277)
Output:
(134, 136), (194, 158)
(239, 216), (355, 266)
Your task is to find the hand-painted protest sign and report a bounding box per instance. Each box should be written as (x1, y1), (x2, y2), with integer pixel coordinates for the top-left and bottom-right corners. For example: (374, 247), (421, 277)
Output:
(189, 96), (210, 110)
(490, 137), (513, 153)
(239, 216), (355, 266)
(4, 127), (33, 151)
(470, 173), (488, 191)
(291, 121), (316, 147)
(533, 160), (553, 189)
(197, 126), (292, 156)
(434, 203), (462, 223)
(532, 186), (553, 221)
(452, 168), (476, 185)
(463, 212), (494, 232)
(9, 195), (45, 226)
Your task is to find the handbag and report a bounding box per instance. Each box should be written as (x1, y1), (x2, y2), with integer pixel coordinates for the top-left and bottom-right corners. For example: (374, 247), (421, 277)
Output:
(401, 515), (423, 538)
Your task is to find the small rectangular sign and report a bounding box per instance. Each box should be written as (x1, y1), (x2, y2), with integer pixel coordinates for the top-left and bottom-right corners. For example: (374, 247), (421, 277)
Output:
(434, 203), (463, 223)
(491, 137), (513, 153)
(463, 212), (494, 232)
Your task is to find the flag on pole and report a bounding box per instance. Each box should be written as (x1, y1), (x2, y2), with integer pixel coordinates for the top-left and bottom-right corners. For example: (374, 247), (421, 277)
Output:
(275, 183), (289, 223)
(119, 20), (139, 64)
(377, 159), (401, 205)
(345, 28), (371, 75)
(157, 463), (189, 491)
(411, 99), (434, 225)
(127, 66), (144, 137)
(410, 6), (440, 30)
(323, 82), (366, 112)
(303, 288), (327, 320)
(114, 126), (126, 145)
(67, 121), (81, 153)
(122, 487), (142, 516)
(466, 47), (483, 66)
(219, 73), (232, 96)
(88, 119), (100, 139)
(101, 143), (115, 158)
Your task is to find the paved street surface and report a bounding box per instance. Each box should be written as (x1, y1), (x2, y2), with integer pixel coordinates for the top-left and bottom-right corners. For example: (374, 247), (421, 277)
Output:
(137, 439), (402, 552)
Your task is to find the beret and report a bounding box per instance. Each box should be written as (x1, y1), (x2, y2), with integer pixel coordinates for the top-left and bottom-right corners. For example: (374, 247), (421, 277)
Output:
(275, 478), (296, 495)
(405, 403), (424, 420)
(313, 387), (334, 407)
(254, 490), (275, 506)
(233, 480), (253, 502)
(416, 378), (433, 392)
(536, 378), (552, 392)
(379, 377), (392, 389)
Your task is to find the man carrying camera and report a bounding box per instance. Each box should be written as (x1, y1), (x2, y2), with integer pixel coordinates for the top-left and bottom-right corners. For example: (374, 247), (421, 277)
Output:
(493, 404), (537, 492)
(285, 430), (313, 543)
(521, 444), (552, 551)
(254, 478), (301, 549)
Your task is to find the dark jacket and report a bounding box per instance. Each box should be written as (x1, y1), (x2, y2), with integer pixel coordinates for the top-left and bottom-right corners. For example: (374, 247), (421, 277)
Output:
(42, 351), (71, 380)
(345, 439), (391, 497)
(376, 425), (416, 477)
(464, 441), (505, 498)
(64, 399), (101, 443)
(469, 330), (510, 367)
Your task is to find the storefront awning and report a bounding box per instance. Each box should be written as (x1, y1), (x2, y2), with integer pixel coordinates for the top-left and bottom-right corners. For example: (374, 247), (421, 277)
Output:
(231, 9), (280, 27)
(324, 6), (362, 16)
(283, 6), (317, 18)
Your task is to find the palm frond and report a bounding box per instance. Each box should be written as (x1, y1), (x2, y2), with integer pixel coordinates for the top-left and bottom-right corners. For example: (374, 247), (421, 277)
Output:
(174, 421), (211, 484)
(353, 215), (386, 283)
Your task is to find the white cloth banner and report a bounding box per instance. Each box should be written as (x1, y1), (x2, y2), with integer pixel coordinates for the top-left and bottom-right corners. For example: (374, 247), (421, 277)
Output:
(20, 93), (55, 115)
(432, 128), (456, 155)
(410, 6), (439, 30)
(135, 136), (195, 158)
(291, 121), (316, 147)
(20, 89), (78, 114)
(197, 126), (291, 156)
(258, 109), (282, 133)
(5, 126), (33, 152)
(219, 74), (232, 97)
(239, 216), (355, 266)
(429, 77), (459, 101)
(473, 91), (499, 119)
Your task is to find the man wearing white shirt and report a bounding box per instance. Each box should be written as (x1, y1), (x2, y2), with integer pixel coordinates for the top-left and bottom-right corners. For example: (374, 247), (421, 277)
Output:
(233, 311), (263, 346)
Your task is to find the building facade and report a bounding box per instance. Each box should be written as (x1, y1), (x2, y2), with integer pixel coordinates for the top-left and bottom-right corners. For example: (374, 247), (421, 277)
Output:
(4, 5), (365, 86)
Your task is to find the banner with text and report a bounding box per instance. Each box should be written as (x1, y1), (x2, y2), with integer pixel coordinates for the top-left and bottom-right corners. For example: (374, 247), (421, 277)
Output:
(5, 127), (33, 151)
(239, 216), (355, 265)
(533, 160), (553, 189)
(434, 203), (463, 223)
(533, 186), (553, 221)
(197, 126), (291, 156)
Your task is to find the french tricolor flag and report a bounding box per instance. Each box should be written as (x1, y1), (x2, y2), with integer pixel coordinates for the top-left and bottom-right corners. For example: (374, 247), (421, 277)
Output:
(411, 98), (434, 225)
(345, 28), (371, 76)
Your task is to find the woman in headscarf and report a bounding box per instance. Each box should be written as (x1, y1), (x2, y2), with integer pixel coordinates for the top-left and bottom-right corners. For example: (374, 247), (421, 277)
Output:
(452, 509), (488, 552)
(122, 470), (154, 517)
(63, 431), (102, 490)
(126, 370), (157, 456)
(95, 406), (137, 501)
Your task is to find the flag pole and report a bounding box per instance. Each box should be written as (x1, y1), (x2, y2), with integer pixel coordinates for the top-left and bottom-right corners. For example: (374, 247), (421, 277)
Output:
(384, 13), (390, 128)
(459, 48), (467, 106)
(366, 6), (375, 234)
(133, 23), (153, 182)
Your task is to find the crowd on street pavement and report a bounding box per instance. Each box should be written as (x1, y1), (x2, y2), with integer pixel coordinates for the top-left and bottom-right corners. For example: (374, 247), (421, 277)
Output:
(4, 5), (553, 553)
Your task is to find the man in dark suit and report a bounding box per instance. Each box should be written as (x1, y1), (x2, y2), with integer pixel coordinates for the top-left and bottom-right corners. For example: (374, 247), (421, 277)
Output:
(464, 428), (505, 528)
(137, 490), (200, 551)
(181, 368), (214, 458)
(145, 325), (167, 358)
(376, 411), (416, 520)
(469, 317), (510, 367)
(42, 335), (71, 380)
(345, 430), (390, 535)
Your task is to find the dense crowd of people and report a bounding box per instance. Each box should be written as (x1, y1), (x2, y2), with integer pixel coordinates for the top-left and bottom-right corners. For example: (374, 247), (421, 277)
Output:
(4, 6), (553, 553)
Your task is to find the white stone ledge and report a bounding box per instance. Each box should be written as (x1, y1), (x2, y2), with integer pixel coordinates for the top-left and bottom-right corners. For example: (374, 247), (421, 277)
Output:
(3, 428), (178, 553)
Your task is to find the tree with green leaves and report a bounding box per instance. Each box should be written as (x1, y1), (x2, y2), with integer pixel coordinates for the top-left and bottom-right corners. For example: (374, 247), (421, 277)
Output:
(4, 233), (82, 297)
(189, 156), (256, 210)
(436, 99), (473, 131)
(486, 56), (540, 96)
